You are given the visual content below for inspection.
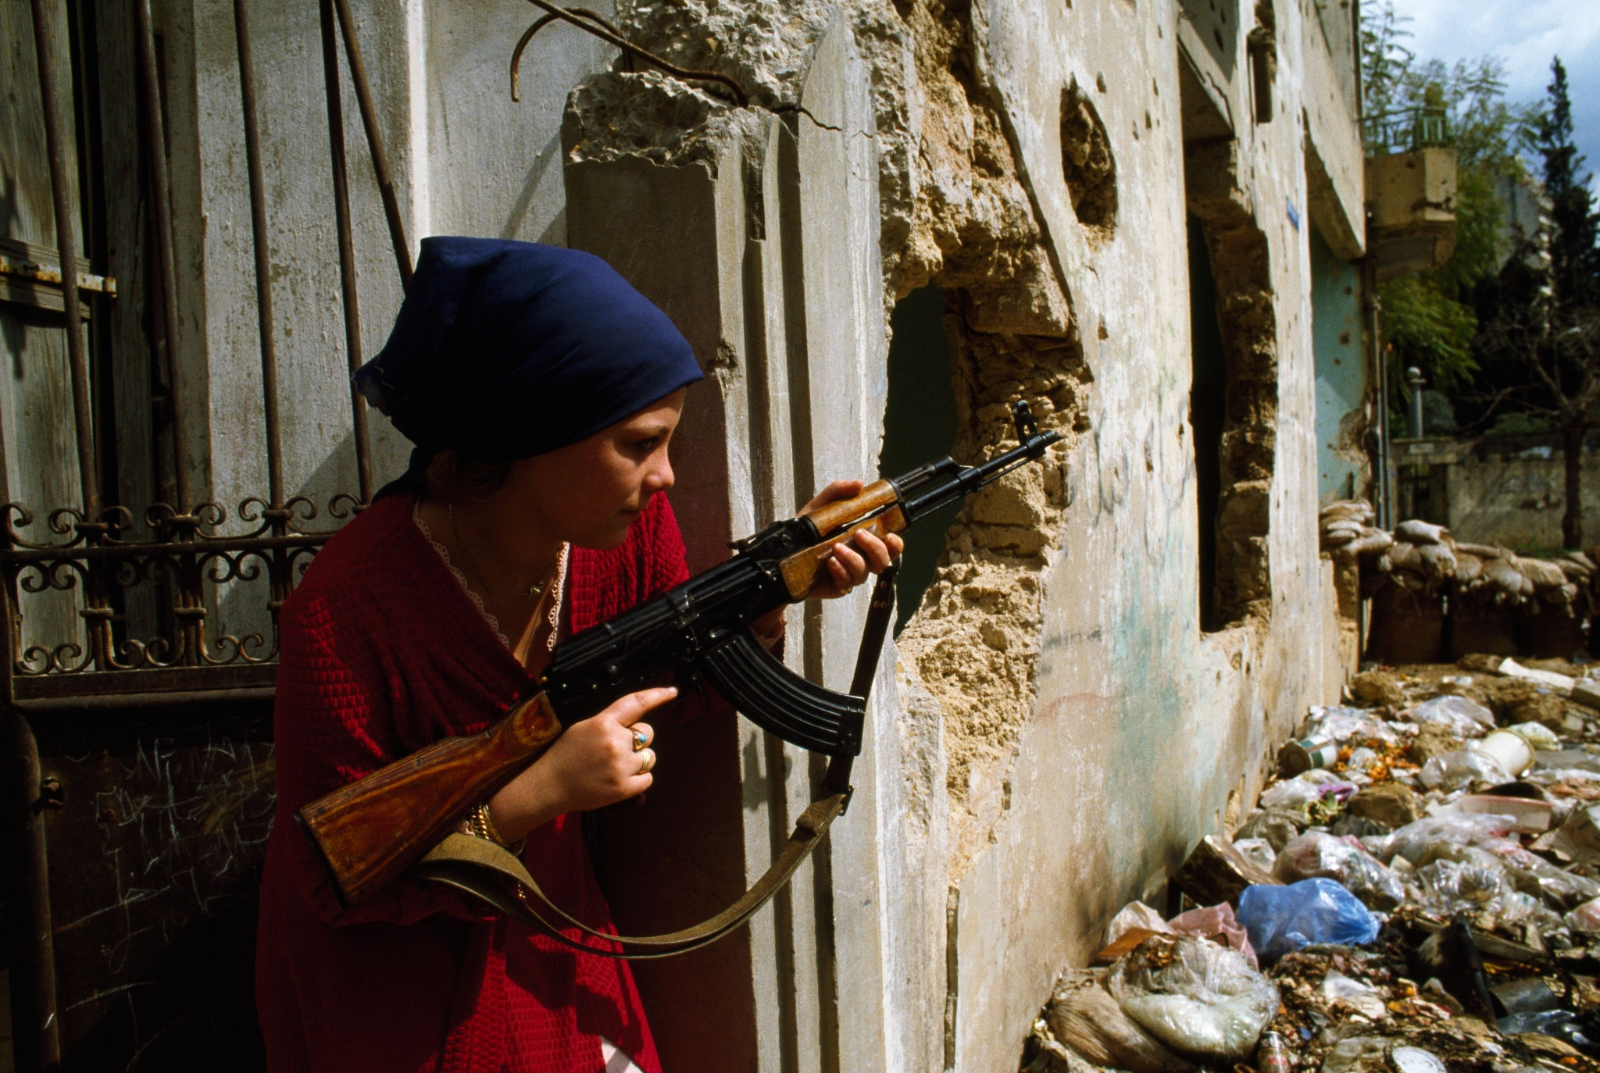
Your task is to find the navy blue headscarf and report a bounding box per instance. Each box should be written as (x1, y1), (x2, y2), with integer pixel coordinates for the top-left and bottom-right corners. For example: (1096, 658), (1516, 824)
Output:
(355, 237), (703, 497)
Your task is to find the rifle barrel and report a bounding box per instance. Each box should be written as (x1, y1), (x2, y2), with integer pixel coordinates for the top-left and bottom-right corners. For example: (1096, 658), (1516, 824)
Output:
(901, 431), (1061, 520)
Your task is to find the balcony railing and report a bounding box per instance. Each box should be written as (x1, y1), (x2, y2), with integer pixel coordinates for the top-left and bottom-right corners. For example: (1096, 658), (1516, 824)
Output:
(1363, 106), (1452, 156)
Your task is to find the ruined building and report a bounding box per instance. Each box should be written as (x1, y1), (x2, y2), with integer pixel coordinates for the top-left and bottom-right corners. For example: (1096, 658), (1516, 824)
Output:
(1, 0), (1376, 1068)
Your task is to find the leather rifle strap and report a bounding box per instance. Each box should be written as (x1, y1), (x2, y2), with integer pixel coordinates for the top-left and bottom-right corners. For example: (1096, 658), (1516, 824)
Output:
(410, 790), (848, 960)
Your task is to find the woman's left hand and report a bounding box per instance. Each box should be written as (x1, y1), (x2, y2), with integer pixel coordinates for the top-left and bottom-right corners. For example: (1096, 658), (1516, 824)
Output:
(798, 479), (905, 600)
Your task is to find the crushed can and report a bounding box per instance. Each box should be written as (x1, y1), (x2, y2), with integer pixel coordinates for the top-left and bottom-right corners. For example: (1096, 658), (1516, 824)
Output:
(1254, 1030), (1290, 1073)
(1277, 736), (1337, 777)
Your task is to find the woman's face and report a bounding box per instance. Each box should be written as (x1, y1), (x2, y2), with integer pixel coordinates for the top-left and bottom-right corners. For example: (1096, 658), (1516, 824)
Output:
(496, 387), (687, 551)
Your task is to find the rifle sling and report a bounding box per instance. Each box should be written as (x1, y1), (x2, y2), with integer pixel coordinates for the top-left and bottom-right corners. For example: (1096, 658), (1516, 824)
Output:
(410, 789), (848, 960)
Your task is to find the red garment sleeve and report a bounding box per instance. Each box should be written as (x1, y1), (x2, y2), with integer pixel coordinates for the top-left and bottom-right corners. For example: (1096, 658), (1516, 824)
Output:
(272, 599), (493, 928)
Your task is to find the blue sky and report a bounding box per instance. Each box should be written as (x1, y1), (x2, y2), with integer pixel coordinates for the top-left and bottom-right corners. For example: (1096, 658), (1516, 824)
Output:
(1397, 0), (1600, 192)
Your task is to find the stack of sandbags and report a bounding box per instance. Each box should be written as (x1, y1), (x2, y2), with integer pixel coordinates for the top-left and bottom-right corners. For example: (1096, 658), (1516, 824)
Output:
(1320, 501), (1391, 558)
(1318, 501), (1583, 613)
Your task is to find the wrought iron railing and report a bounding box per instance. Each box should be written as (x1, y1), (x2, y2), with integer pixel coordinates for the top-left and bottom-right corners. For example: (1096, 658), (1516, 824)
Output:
(11, 0), (747, 713)
(7, 0), (403, 709)
(1362, 105), (1452, 156)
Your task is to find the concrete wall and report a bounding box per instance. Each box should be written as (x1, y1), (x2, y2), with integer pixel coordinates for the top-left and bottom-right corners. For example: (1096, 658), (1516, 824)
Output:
(1396, 436), (1600, 550)
(940, 2), (1352, 1066)
(1311, 229), (1368, 504)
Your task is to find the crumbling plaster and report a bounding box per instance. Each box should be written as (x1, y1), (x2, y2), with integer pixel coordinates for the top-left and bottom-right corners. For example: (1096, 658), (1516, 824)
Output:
(578, 0), (1352, 1068)
(940, 0), (1350, 1067)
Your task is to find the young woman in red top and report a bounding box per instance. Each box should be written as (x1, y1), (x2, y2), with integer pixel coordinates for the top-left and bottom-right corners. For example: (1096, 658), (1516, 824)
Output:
(255, 238), (900, 1072)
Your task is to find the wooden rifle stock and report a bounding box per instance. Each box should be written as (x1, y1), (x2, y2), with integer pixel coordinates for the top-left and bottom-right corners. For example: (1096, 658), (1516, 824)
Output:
(778, 504), (908, 599)
(297, 692), (563, 906)
(295, 399), (1060, 915)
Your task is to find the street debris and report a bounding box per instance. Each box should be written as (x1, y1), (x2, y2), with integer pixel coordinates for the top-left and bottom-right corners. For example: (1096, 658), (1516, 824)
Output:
(1024, 653), (1600, 1073)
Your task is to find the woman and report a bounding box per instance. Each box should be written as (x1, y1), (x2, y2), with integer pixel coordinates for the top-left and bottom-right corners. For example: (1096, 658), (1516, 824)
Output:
(255, 237), (900, 1073)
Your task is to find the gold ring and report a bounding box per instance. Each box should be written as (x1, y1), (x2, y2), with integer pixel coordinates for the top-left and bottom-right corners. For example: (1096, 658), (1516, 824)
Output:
(638, 751), (655, 775)
(632, 729), (649, 752)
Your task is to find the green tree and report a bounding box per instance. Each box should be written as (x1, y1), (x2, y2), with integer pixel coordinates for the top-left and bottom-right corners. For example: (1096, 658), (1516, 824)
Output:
(1474, 59), (1600, 547)
(1360, 4), (1531, 398)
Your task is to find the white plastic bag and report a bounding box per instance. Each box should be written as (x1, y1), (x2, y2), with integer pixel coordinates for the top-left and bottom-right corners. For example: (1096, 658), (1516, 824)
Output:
(1260, 769), (1357, 809)
(1419, 749), (1511, 792)
(1366, 813), (1520, 866)
(1272, 831), (1407, 910)
(1107, 935), (1279, 1063)
(1405, 695), (1496, 736)
(1320, 969), (1388, 1019)
(1105, 900), (1172, 945)
(1301, 706), (1404, 746)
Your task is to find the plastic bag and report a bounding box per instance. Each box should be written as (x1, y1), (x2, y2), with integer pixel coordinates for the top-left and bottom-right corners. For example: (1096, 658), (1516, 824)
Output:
(1047, 978), (1197, 1073)
(1419, 749), (1512, 792)
(1365, 813), (1520, 866)
(1260, 769), (1358, 809)
(1566, 896), (1600, 933)
(1405, 695), (1496, 736)
(1301, 706), (1404, 746)
(1505, 852), (1600, 909)
(1271, 832), (1407, 910)
(1413, 859), (1538, 924)
(1167, 902), (1258, 969)
(1236, 878), (1380, 963)
(1233, 837), (1277, 874)
(1346, 746), (1382, 781)
(1107, 935), (1279, 1063)
(1106, 901), (1172, 945)
(1320, 969), (1388, 1019)
(1507, 721), (1563, 750)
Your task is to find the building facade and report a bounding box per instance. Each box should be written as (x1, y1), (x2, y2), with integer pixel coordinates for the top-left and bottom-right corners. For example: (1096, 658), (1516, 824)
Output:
(1, 0), (1370, 1068)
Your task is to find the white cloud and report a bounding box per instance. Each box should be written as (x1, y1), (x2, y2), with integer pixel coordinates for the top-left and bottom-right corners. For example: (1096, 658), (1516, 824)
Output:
(1396, 0), (1600, 190)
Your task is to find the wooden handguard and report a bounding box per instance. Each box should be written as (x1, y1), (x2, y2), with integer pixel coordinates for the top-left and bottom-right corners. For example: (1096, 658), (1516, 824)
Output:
(802, 478), (898, 535)
(779, 505), (908, 600)
(296, 692), (564, 906)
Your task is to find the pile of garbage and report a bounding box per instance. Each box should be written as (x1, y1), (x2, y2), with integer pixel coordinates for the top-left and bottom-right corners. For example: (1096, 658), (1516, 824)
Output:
(1025, 655), (1600, 1073)
(1320, 501), (1595, 614)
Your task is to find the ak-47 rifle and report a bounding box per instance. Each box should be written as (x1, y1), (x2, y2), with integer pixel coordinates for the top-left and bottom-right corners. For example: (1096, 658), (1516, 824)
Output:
(297, 400), (1060, 956)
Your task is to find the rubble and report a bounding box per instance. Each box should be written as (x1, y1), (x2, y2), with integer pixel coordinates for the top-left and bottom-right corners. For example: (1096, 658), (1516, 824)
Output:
(1026, 650), (1600, 1073)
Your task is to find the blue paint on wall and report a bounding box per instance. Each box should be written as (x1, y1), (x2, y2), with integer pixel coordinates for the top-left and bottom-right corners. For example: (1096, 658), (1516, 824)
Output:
(1310, 229), (1367, 504)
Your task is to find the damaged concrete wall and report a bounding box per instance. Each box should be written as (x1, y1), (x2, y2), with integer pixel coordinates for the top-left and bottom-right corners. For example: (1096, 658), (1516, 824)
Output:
(78, 0), (1365, 1067)
(551, 0), (1358, 1069)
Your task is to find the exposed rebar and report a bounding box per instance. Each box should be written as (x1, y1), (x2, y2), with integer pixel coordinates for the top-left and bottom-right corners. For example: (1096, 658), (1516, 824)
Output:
(29, 0), (98, 519)
(512, 0), (749, 107)
(134, 0), (192, 515)
(232, 0), (284, 514)
(320, 0), (376, 504)
(332, 0), (414, 288)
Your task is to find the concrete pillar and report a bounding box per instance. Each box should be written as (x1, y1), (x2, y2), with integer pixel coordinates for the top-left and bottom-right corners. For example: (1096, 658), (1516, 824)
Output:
(564, 15), (896, 1070)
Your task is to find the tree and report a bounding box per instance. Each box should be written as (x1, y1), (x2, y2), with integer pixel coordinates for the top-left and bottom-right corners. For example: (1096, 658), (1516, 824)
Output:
(1359, 4), (1532, 401)
(1473, 59), (1600, 547)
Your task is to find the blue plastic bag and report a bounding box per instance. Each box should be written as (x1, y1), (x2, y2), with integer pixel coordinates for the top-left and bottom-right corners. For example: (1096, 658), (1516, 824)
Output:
(1236, 878), (1380, 963)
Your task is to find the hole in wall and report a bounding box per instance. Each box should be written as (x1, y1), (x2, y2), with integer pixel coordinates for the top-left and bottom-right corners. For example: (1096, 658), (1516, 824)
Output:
(1187, 214), (1227, 632)
(879, 284), (960, 634)
(1184, 142), (1278, 630)
(1059, 81), (1117, 238)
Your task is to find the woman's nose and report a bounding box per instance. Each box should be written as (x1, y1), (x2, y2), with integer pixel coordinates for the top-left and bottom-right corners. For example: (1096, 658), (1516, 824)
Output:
(649, 452), (674, 493)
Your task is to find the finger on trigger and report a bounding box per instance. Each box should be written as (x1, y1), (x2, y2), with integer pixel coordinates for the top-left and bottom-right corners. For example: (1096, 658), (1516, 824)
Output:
(619, 686), (678, 725)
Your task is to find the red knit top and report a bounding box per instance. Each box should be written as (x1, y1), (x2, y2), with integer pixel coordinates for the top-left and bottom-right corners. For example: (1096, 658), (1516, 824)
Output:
(256, 491), (692, 1073)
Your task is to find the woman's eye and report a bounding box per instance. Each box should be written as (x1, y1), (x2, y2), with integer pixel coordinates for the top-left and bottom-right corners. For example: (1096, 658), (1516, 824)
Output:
(635, 438), (660, 453)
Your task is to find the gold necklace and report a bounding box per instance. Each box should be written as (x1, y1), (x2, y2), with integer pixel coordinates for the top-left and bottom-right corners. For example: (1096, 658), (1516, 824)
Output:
(449, 502), (557, 600)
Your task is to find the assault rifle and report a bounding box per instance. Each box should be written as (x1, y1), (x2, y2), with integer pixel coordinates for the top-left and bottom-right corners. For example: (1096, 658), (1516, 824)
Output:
(298, 401), (1060, 954)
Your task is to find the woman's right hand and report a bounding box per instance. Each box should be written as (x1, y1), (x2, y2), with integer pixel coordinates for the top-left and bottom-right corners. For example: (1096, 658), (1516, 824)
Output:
(487, 686), (676, 844)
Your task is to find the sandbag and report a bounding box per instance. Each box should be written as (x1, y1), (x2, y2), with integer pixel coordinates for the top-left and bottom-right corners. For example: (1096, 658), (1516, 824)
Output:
(1046, 978), (1196, 1073)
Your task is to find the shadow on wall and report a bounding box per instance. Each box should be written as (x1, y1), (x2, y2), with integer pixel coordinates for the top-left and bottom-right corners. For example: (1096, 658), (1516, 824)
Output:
(1184, 141), (1278, 631)
(879, 284), (959, 633)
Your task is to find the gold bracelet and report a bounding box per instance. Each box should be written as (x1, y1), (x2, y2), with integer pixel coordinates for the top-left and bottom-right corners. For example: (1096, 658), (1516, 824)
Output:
(468, 801), (507, 847)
